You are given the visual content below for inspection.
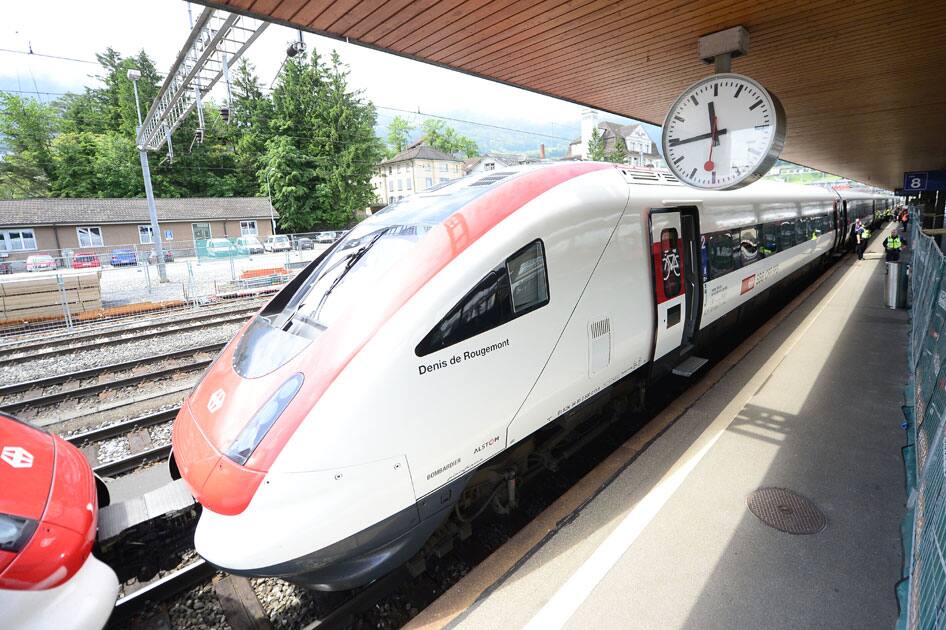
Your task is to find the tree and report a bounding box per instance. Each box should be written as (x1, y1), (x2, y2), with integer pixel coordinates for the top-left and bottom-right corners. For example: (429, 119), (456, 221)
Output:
(607, 135), (629, 164)
(262, 48), (383, 231)
(587, 127), (606, 161)
(386, 115), (413, 155)
(420, 118), (478, 158)
(0, 93), (59, 197)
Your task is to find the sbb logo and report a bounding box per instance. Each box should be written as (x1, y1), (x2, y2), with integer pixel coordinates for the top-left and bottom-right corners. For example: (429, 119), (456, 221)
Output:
(207, 388), (226, 413)
(1, 446), (34, 469)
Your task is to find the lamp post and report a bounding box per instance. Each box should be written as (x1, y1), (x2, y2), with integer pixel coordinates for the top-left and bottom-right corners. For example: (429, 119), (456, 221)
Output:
(265, 167), (277, 234)
(128, 69), (169, 283)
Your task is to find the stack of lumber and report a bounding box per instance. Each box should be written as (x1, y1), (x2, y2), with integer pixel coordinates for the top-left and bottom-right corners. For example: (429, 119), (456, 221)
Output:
(0, 272), (102, 322)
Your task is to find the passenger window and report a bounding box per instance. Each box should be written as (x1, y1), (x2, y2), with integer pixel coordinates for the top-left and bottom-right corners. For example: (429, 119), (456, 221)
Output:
(740, 226), (760, 266)
(415, 240), (549, 356)
(779, 220), (795, 250)
(707, 232), (735, 279)
(507, 241), (549, 314)
(761, 223), (779, 256)
(795, 218), (807, 244)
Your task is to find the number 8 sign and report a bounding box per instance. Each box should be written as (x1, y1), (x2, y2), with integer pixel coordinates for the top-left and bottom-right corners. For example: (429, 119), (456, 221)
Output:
(904, 172), (928, 191)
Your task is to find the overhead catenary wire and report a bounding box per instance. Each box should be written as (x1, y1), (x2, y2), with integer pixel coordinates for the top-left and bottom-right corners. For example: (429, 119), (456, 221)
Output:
(0, 47), (101, 66)
(0, 88), (576, 145)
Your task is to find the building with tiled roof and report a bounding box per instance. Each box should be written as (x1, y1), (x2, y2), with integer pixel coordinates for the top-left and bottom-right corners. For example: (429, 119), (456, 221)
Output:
(568, 110), (665, 168)
(0, 197), (276, 260)
(372, 141), (464, 206)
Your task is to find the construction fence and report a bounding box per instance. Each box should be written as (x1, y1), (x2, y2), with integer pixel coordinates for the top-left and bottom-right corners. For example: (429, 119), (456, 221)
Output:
(0, 232), (333, 342)
(899, 211), (946, 628)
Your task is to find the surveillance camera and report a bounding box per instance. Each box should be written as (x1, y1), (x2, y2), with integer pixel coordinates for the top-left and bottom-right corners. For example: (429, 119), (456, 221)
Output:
(127, 69), (141, 81)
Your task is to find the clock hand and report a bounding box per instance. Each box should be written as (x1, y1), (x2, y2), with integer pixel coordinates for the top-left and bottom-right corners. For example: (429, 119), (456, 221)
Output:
(705, 113), (718, 171)
(667, 128), (728, 146)
(708, 101), (719, 147)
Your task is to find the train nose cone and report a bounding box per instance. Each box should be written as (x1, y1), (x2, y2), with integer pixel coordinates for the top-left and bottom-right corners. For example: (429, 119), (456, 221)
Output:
(172, 401), (265, 516)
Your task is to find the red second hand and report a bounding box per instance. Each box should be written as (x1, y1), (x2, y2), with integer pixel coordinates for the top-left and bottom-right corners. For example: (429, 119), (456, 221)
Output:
(704, 116), (717, 171)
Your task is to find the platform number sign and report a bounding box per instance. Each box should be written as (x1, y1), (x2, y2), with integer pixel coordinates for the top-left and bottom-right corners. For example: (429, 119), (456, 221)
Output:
(907, 173), (927, 191)
(903, 171), (946, 193)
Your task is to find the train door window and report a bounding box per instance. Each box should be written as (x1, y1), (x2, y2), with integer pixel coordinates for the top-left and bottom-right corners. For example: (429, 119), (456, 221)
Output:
(416, 239), (549, 356)
(761, 222), (779, 256)
(779, 220), (795, 250)
(506, 240), (550, 314)
(658, 228), (683, 298)
(740, 226), (760, 266)
(707, 232), (735, 279)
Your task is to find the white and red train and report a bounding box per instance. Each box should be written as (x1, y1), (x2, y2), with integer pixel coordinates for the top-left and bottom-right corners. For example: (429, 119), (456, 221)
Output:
(0, 413), (118, 629)
(171, 162), (893, 590)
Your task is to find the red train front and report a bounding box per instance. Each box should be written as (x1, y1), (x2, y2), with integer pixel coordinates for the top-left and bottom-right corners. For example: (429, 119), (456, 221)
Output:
(0, 413), (119, 629)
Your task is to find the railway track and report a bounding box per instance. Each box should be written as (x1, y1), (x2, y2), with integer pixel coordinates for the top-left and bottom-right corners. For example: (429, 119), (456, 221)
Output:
(0, 343), (222, 416)
(66, 408), (181, 476)
(0, 303), (258, 364)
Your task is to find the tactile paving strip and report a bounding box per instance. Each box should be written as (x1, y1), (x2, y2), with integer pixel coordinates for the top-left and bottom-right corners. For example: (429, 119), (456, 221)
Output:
(746, 487), (826, 535)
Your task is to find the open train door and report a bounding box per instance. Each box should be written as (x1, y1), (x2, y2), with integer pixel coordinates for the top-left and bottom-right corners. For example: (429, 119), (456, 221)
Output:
(650, 207), (701, 363)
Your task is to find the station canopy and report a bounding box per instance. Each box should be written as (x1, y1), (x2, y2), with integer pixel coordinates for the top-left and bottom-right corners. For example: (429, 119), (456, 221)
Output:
(201, 0), (946, 191)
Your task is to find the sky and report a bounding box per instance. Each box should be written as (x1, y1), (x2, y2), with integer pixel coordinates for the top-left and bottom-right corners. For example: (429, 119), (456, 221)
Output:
(0, 0), (646, 147)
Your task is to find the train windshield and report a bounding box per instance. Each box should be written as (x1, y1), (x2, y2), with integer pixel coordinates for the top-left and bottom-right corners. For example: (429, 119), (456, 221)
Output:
(282, 223), (432, 332)
(232, 176), (510, 378)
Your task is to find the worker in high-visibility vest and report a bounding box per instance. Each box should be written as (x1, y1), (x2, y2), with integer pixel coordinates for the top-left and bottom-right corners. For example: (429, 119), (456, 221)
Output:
(884, 230), (903, 262)
(854, 219), (867, 260)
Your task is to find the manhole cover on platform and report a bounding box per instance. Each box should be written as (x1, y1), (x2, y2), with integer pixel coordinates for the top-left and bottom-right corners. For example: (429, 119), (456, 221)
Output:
(746, 487), (826, 534)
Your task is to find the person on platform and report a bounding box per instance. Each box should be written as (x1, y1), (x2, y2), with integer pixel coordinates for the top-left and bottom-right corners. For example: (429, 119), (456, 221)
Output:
(884, 229), (903, 262)
(854, 218), (866, 260)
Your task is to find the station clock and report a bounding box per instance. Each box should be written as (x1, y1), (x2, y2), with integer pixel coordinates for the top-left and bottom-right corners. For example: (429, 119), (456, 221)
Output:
(661, 73), (786, 190)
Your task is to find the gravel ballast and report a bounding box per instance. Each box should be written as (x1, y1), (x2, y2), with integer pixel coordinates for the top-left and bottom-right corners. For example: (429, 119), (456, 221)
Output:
(0, 322), (241, 386)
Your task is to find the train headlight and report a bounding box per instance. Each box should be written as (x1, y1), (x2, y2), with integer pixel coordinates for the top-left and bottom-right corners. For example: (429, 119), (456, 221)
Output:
(0, 513), (38, 552)
(225, 373), (304, 466)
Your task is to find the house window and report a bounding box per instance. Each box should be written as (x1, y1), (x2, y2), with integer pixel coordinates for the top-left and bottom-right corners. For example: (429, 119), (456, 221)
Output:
(240, 220), (258, 236)
(425, 177), (433, 188)
(485, 162), (495, 171)
(77, 226), (103, 248)
(0, 229), (37, 251)
(397, 179), (403, 191)
(440, 162), (448, 172)
(388, 180), (394, 192)
(192, 223), (212, 241)
(406, 178), (412, 190)
(138, 225), (154, 244)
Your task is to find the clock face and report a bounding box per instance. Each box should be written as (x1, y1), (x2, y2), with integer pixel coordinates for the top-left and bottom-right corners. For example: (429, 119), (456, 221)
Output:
(661, 73), (786, 190)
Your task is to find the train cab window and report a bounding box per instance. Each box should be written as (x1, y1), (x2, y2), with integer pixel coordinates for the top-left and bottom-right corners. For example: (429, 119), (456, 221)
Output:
(707, 232), (735, 279)
(740, 226), (760, 265)
(761, 223), (779, 256)
(779, 220), (795, 250)
(507, 241), (550, 313)
(416, 240), (549, 356)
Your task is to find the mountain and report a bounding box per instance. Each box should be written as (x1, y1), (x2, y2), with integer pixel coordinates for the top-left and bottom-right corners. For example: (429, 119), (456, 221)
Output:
(374, 109), (579, 158)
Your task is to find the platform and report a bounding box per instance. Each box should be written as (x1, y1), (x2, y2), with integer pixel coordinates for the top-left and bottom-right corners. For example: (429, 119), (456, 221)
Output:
(410, 224), (908, 630)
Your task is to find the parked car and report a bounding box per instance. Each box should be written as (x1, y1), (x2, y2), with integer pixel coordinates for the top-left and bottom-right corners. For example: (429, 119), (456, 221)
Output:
(235, 236), (264, 255)
(206, 238), (236, 258)
(26, 254), (57, 272)
(71, 252), (101, 269)
(148, 249), (175, 264)
(316, 231), (336, 244)
(264, 235), (292, 252)
(110, 248), (138, 267)
(294, 237), (314, 250)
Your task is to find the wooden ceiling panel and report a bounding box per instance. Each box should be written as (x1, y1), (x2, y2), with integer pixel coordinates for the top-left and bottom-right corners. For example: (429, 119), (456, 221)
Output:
(202, 0), (946, 189)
